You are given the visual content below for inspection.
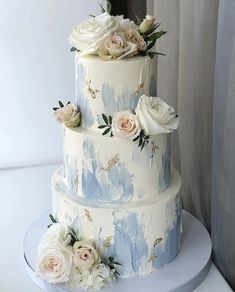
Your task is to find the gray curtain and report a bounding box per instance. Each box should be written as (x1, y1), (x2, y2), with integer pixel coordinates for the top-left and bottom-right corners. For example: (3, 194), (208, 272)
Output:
(211, 0), (235, 288)
(147, 0), (235, 289)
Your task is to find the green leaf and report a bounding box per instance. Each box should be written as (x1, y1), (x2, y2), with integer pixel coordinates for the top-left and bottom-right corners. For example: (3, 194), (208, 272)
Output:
(133, 135), (140, 142)
(89, 14), (95, 17)
(102, 114), (109, 125)
(142, 22), (161, 36)
(66, 101), (71, 105)
(141, 141), (146, 151)
(155, 52), (166, 56)
(47, 224), (52, 228)
(109, 257), (114, 263)
(102, 127), (111, 135)
(110, 131), (113, 137)
(147, 39), (157, 51)
(145, 135), (150, 140)
(109, 115), (112, 125)
(49, 214), (57, 223)
(98, 2), (105, 13)
(53, 107), (59, 111)
(138, 136), (143, 147)
(70, 47), (77, 52)
(146, 30), (167, 42)
(135, 15), (142, 26)
(58, 100), (64, 108)
(98, 125), (107, 129)
(115, 270), (120, 276)
(110, 261), (123, 266)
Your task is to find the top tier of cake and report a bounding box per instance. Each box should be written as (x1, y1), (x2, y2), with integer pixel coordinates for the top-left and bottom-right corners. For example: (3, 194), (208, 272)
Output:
(75, 53), (157, 132)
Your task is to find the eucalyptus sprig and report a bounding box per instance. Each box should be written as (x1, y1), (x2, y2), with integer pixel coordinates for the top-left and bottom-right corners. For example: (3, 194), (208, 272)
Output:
(53, 100), (70, 111)
(133, 130), (150, 151)
(48, 214), (58, 228)
(108, 257), (122, 277)
(98, 114), (113, 137)
(70, 47), (80, 52)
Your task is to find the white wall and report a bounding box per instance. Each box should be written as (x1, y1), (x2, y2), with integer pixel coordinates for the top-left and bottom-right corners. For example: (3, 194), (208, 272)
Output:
(0, 0), (99, 168)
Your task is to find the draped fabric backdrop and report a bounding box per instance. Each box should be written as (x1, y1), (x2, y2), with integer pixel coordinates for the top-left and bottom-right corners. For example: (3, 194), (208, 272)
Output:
(144, 0), (235, 289)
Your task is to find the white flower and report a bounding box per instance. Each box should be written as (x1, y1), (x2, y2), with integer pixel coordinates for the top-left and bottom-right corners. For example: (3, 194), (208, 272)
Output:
(73, 241), (101, 270)
(118, 17), (137, 32)
(38, 223), (72, 250)
(70, 264), (115, 290)
(136, 95), (179, 135)
(139, 15), (156, 35)
(112, 110), (141, 139)
(69, 13), (119, 55)
(36, 246), (73, 284)
(126, 29), (147, 51)
(54, 103), (80, 128)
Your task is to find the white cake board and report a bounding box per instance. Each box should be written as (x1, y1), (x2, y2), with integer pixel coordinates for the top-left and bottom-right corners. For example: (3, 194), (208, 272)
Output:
(24, 210), (211, 292)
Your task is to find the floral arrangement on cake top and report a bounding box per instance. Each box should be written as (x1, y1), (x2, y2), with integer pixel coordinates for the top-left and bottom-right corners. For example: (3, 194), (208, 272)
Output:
(36, 214), (119, 290)
(68, 1), (166, 60)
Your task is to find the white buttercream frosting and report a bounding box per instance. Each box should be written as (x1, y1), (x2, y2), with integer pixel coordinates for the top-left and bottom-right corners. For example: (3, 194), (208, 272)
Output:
(52, 168), (182, 278)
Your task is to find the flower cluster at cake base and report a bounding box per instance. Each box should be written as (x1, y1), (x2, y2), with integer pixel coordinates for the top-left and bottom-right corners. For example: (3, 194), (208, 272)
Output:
(36, 215), (118, 290)
(98, 95), (179, 150)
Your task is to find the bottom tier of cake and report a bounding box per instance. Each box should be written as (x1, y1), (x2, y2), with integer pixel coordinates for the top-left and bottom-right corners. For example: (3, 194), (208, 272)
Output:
(52, 168), (182, 278)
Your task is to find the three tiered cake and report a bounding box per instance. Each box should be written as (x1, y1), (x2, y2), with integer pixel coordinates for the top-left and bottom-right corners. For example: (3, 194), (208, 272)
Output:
(36, 10), (181, 290)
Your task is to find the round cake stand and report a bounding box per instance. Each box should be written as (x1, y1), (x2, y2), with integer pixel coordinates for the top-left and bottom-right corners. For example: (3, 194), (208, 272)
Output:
(24, 210), (211, 292)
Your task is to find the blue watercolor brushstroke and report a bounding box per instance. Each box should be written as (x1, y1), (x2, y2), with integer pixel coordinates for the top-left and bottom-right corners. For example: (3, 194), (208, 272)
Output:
(96, 228), (116, 264)
(98, 84), (140, 125)
(82, 139), (134, 202)
(76, 63), (94, 127)
(113, 213), (148, 275)
(157, 135), (171, 192)
(67, 156), (78, 193)
(152, 197), (182, 269)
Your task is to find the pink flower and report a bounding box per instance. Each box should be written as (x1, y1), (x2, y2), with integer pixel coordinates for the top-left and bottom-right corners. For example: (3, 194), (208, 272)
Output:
(112, 110), (141, 140)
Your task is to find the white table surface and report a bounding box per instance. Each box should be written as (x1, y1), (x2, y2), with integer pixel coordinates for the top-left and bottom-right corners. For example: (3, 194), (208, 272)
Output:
(0, 164), (232, 292)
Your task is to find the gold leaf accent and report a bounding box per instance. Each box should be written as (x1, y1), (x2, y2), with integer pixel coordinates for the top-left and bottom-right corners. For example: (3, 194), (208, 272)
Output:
(148, 253), (157, 262)
(152, 142), (159, 155)
(154, 238), (163, 247)
(84, 209), (93, 222)
(135, 82), (144, 95)
(86, 80), (99, 99)
(103, 236), (113, 248)
(101, 154), (120, 171)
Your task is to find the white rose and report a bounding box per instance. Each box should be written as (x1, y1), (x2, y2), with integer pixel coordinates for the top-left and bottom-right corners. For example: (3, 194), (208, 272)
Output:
(39, 223), (72, 250)
(54, 103), (80, 128)
(118, 17), (137, 32)
(136, 95), (179, 135)
(112, 110), (141, 139)
(126, 29), (147, 51)
(36, 246), (72, 284)
(73, 241), (101, 270)
(69, 13), (119, 55)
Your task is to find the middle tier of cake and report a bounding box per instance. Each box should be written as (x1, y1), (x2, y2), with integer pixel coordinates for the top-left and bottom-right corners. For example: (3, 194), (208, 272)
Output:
(63, 126), (171, 203)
